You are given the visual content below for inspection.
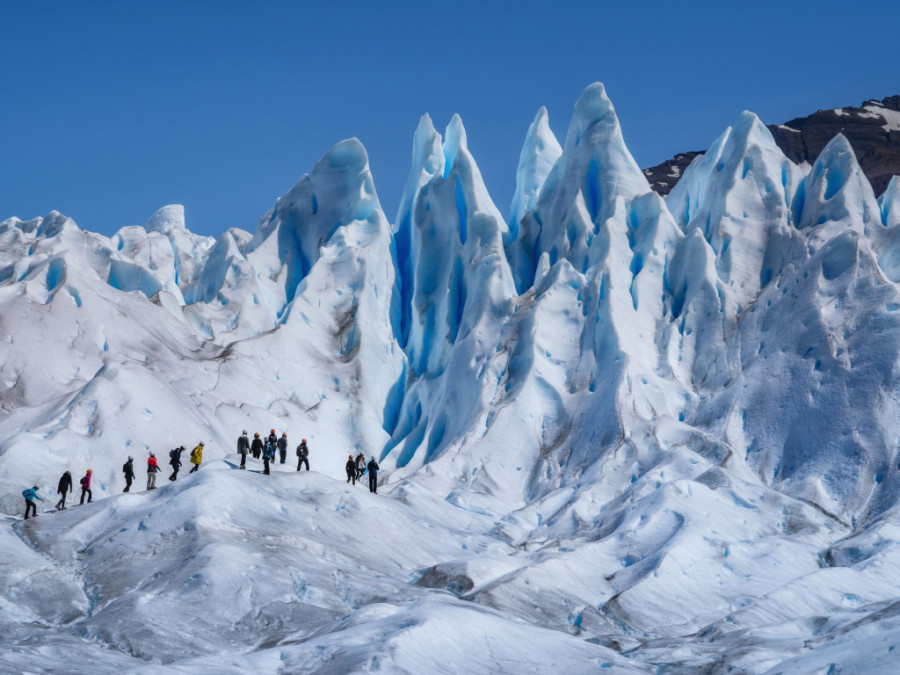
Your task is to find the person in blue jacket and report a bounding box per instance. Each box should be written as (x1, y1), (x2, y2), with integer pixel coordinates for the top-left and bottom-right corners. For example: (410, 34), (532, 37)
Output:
(263, 439), (274, 475)
(23, 485), (43, 519)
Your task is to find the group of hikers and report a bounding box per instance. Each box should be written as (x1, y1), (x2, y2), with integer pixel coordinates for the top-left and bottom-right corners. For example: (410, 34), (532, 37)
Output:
(20, 431), (343, 520)
(23, 465), (103, 517)
(22, 441), (208, 519)
(235, 430), (310, 475)
(345, 452), (380, 494)
(143, 441), (205, 490)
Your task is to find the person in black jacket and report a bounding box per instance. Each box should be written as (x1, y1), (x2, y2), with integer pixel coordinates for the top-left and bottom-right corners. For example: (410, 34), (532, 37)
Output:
(277, 432), (288, 464)
(237, 431), (250, 469)
(345, 455), (356, 484)
(296, 439), (309, 471)
(55, 471), (73, 510)
(169, 446), (183, 481)
(123, 456), (135, 492)
(251, 433), (263, 459)
(367, 457), (380, 494)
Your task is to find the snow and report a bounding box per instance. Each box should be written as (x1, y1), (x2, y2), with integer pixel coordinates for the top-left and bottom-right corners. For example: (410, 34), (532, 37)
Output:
(3, 82), (900, 672)
(878, 107), (900, 132)
(857, 102), (900, 132)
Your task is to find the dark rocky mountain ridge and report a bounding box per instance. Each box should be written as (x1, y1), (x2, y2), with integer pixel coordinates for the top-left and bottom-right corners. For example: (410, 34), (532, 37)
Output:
(644, 95), (900, 196)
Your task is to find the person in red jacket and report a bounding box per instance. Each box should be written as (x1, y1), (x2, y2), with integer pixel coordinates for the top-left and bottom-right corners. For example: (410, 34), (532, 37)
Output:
(79, 469), (93, 505)
(147, 453), (160, 490)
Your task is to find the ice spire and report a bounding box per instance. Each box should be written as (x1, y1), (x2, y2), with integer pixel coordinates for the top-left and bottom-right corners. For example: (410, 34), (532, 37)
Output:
(506, 108), (563, 291)
(511, 83), (652, 289)
(394, 115), (445, 347)
(878, 175), (900, 228)
(243, 138), (384, 319)
(383, 113), (516, 474)
(794, 134), (880, 246)
(397, 113), (514, 377)
(666, 111), (803, 315)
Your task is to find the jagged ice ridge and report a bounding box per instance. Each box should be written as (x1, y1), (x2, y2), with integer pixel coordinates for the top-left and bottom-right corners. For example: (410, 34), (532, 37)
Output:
(2, 83), (900, 673)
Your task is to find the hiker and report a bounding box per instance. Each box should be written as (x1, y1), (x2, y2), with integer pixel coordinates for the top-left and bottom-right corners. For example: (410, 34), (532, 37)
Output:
(296, 439), (309, 471)
(56, 470), (73, 510)
(147, 452), (160, 489)
(251, 433), (263, 459)
(278, 432), (288, 464)
(237, 430), (250, 469)
(23, 485), (43, 519)
(367, 457), (380, 494)
(266, 430), (278, 460)
(262, 438), (274, 475)
(189, 442), (203, 473)
(346, 454), (357, 484)
(123, 456), (135, 492)
(355, 453), (366, 481)
(79, 469), (93, 504)
(169, 446), (183, 481)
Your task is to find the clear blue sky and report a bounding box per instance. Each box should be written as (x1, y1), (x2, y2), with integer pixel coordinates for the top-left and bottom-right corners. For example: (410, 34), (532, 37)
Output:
(2, 0), (898, 238)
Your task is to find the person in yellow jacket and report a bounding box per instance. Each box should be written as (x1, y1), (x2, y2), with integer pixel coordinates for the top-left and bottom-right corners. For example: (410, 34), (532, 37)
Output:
(189, 442), (204, 473)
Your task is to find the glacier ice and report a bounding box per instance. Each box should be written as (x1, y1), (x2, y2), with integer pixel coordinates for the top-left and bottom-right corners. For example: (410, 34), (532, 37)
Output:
(2, 82), (900, 672)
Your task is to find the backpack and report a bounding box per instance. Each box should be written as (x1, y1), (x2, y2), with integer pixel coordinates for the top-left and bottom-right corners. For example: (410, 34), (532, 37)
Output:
(169, 448), (177, 459)
(80, 476), (86, 486)
(122, 462), (129, 473)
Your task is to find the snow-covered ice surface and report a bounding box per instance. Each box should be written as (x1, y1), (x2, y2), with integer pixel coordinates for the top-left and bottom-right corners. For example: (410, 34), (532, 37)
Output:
(2, 82), (900, 672)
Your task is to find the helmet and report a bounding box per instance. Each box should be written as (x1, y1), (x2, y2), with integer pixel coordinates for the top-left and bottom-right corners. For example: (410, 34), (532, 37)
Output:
(254, 432), (260, 437)
(128, 455), (133, 461)
(150, 452), (155, 457)
(199, 442), (204, 446)
(349, 454), (353, 458)
(87, 469), (92, 474)
(270, 429), (275, 434)
(302, 439), (306, 443)
(282, 433), (287, 437)
(33, 484), (39, 490)
(242, 430), (247, 435)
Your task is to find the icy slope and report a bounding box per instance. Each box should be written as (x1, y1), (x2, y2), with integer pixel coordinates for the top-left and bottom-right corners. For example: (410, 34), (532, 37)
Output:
(1, 463), (645, 673)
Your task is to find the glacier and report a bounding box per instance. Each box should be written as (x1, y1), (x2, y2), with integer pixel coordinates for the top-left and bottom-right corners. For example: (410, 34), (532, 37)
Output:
(2, 82), (900, 673)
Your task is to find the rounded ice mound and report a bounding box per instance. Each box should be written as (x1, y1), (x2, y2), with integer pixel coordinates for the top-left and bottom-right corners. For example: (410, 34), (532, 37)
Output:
(144, 205), (186, 234)
(315, 138), (369, 174)
(36, 211), (78, 239)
